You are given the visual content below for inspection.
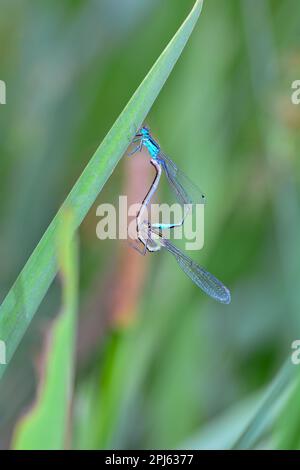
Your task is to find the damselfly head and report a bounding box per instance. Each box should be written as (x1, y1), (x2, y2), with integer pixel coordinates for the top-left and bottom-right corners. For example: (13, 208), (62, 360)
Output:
(136, 126), (150, 138)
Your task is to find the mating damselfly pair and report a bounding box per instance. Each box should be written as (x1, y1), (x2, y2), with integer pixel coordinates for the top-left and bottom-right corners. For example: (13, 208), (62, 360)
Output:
(129, 126), (231, 305)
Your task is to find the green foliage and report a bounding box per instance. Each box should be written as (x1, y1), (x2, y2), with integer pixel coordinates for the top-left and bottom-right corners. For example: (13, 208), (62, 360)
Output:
(0, 0), (203, 380)
(0, 0), (299, 450)
(12, 209), (79, 450)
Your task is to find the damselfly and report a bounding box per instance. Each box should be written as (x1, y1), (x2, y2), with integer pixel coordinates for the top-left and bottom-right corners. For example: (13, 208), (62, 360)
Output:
(138, 220), (231, 305)
(129, 126), (206, 214)
(135, 156), (184, 245)
(133, 155), (231, 304)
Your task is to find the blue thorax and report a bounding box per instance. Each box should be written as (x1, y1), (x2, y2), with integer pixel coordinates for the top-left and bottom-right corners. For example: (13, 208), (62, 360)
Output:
(140, 127), (160, 159)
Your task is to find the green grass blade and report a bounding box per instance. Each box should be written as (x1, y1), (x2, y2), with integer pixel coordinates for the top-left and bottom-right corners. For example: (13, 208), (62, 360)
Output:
(275, 368), (300, 449)
(232, 359), (296, 449)
(12, 209), (79, 449)
(0, 0), (204, 380)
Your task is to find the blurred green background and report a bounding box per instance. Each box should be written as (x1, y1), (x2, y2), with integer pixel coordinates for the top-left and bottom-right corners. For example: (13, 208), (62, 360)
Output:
(0, 0), (300, 450)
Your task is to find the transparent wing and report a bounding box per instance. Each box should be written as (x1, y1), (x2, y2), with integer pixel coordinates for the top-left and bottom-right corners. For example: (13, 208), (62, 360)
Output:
(160, 237), (231, 304)
(157, 151), (206, 205)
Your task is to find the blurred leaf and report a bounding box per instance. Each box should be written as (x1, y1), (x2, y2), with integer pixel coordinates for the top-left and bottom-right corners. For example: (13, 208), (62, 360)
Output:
(275, 367), (300, 450)
(232, 359), (296, 449)
(0, 0), (204, 380)
(182, 392), (263, 450)
(12, 209), (78, 450)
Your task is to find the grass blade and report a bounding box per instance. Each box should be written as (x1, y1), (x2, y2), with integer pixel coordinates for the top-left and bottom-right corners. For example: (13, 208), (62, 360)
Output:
(232, 359), (296, 449)
(12, 209), (79, 449)
(0, 0), (204, 380)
